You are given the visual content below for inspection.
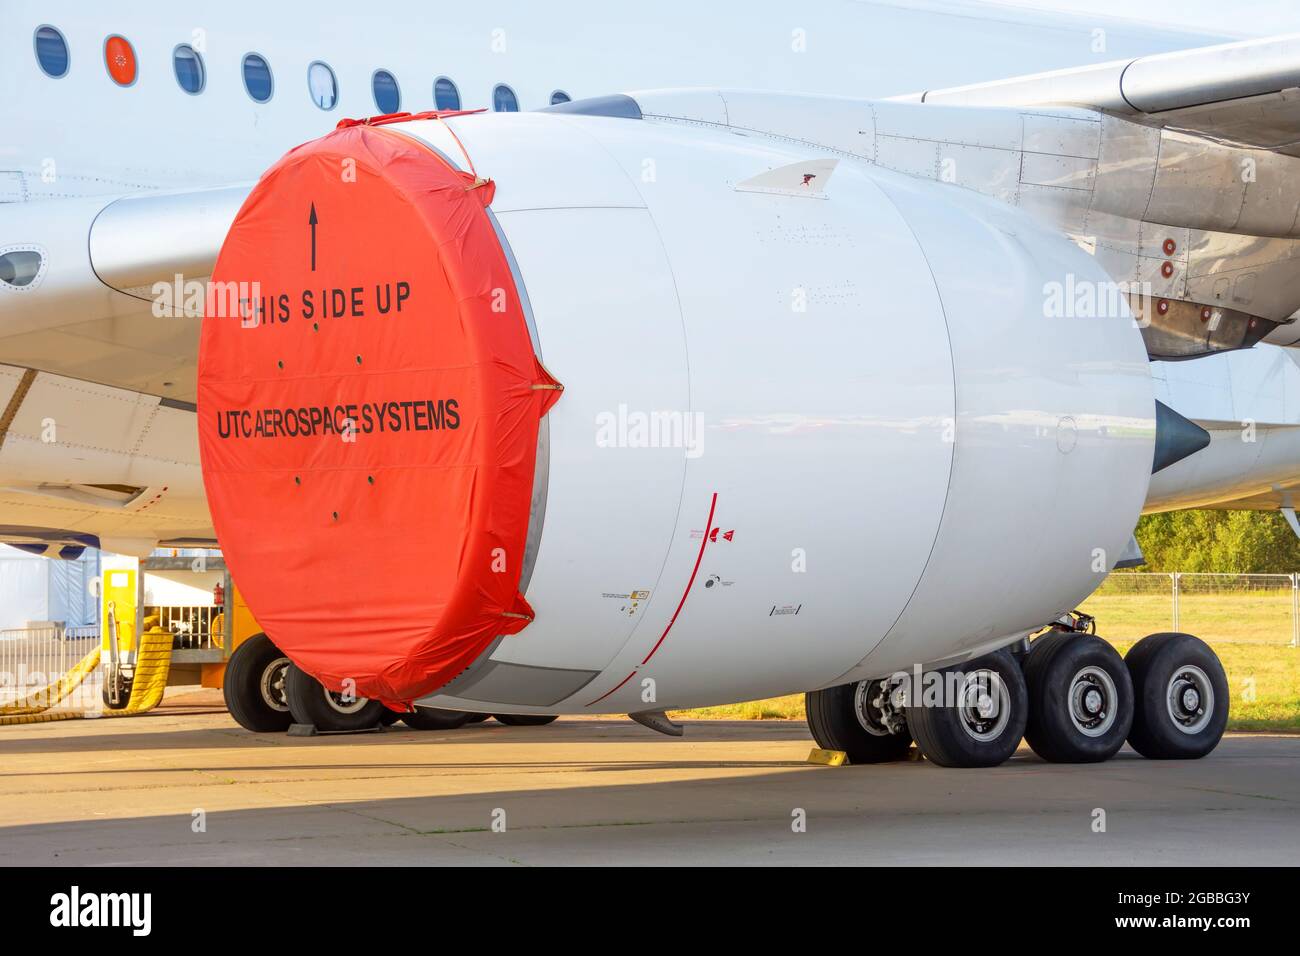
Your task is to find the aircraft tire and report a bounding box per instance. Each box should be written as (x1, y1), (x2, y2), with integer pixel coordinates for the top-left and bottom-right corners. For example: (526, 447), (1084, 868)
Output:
(1125, 633), (1228, 759)
(493, 713), (559, 726)
(284, 663), (385, 732)
(401, 706), (473, 730)
(223, 633), (293, 733)
(907, 648), (1027, 768)
(805, 680), (913, 764)
(1023, 631), (1133, 762)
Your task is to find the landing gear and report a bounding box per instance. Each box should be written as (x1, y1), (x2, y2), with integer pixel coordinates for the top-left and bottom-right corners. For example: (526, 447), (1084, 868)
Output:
(1124, 632), (1228, 759)
(805, 678), (913, 764)
(223, 633), (293, 732)
(221, 643), (558, 734)
(283, 663), (385, 732)
(401, 706), (473, 730)
(1023, 631), (1134, 763)
(493, 713), (559, 726)
(825, 625), (1228, 769)
(906, 649), (1028, 768)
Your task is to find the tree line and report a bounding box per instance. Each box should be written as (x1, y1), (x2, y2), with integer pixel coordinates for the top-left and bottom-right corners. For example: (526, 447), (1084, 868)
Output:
(1133, 510), (1300, 573)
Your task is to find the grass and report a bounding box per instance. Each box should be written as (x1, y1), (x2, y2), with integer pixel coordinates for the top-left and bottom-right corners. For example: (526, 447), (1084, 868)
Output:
(676, 592), (1300, 732)
(679, 697), (805, 721)
(1080, 592), (1296, 645)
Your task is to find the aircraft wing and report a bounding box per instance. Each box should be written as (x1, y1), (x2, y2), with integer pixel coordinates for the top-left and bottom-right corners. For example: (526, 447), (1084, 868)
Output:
(0, 186), (246, 555)
(881, 36), (1300, 355)
(0, 184), (248, 403)
(892, 36), (1300, 514)
(898, 33), (1300, 157)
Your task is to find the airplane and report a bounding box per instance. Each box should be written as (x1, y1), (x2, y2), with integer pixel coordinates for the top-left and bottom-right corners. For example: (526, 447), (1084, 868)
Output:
(3, 1), (1299, 767)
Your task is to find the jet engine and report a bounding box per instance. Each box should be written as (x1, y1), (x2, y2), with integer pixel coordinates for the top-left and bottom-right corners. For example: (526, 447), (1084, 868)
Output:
(198, 103), (1154, 712)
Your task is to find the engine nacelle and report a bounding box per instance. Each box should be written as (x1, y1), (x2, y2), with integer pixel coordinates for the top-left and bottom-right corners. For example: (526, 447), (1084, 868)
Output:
(199, 108), (1153, 712)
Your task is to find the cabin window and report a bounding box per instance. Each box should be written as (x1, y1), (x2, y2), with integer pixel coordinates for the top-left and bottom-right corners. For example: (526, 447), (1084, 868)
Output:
(0, 250), (45, 289)
(550, 90), (571, 105)
(308, 61), (337, 110)
(173, 44), (205, 94)
(434, 76), (460, 110)
(372, 70), (400, 113)
(493, 84), (519, 112)
(243, 53), (273, 102)
(34, 26), (69, 78)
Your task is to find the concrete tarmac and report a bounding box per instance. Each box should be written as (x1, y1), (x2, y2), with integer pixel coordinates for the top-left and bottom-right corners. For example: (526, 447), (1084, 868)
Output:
(0, 698), (1296, 865)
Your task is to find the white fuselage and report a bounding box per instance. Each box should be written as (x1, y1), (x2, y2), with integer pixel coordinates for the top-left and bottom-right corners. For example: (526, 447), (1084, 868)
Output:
(1, 1), (1222, 199)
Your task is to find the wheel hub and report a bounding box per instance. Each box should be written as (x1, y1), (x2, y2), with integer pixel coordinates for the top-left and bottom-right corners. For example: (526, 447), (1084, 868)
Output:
(325, 687), (370, 715)
(854, 678), (907, 737)
(1167, 665), (1213, 734)
(259, 657), (291, 712)
(958, 670), (1009, 742)
(1068, 665), (1117, 737)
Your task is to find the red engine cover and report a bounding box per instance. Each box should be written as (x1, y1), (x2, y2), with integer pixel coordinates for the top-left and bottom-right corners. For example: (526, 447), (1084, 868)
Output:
(198, 120), (559, 705)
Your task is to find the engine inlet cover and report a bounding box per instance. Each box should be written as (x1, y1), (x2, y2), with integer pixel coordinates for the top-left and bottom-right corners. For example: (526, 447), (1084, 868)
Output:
(198, 121), (559, 705)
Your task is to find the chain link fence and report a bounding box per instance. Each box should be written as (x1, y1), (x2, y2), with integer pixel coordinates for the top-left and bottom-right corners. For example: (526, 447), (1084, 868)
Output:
(0, 624), (101, 710)
(1083, 572), (1300, 646)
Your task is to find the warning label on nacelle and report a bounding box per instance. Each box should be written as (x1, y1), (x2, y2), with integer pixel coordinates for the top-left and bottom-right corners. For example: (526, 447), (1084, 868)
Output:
(230, 281), (412, 325)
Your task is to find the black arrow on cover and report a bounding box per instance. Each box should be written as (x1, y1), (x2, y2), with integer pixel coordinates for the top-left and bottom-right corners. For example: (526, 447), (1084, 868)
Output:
(308, 203), (318, 271)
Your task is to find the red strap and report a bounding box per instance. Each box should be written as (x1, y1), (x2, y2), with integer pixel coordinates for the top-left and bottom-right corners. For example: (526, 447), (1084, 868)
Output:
(336, 108), (488, 129)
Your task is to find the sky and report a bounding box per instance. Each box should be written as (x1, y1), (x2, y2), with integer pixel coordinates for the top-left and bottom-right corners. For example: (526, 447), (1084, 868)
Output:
(996, 0), (1300, 38)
